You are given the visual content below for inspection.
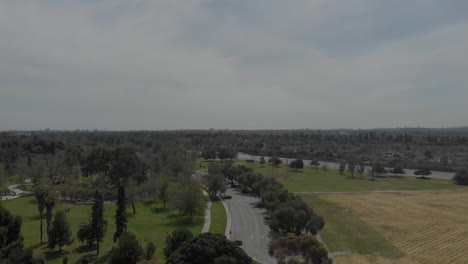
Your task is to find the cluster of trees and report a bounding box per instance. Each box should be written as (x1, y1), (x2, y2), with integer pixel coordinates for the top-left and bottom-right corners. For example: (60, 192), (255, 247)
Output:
(12, 140), (201, 262)
(269, 233), (332, 264)
(337, 155), (413, 180)
(164, 230), (252, 264)
(452, 169), (468, 186)
(289, 159), (304, 171)
(102, 227), (252, 264)
(205, 163), (253, 196)
(108, 232), (155, 264)
(0, 207), (36, 264)
(201, 148), (237, 161)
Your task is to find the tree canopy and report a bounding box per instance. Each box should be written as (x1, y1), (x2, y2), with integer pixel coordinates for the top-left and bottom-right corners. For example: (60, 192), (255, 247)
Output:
(269, 233), (332, 264)
(166, 233), (252, 264)
(452, 169), (468, 186)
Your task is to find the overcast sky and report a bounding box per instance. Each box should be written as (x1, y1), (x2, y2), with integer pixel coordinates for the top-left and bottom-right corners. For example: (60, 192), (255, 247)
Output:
(1, 0), (467, 130)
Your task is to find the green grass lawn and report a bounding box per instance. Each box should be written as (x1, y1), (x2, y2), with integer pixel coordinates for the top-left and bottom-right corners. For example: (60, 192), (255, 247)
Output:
(3, 195), (204, 264)
(300, 194), (404, 258)
(235, 161), (458, 192)
(209, 201), (227, 234)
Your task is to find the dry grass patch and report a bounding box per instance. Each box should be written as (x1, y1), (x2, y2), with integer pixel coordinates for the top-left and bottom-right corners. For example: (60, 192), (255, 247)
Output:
(321, 189), (468, 264)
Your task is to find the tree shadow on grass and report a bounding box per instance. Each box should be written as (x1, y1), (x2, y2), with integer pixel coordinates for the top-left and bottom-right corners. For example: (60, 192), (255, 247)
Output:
(94, 253), (111, 264)
(346, 176), (365, 180)
(76, 253), (100, 264)
(389, 175), (405, 179)
(29, 215), (42, 221)
(163, 215), (204, 229)
(142, 199), (157, 207)
(44, 249), (69, 261)
(152, 207), (169, 214)
(28, 243), (45, 251)
(74, 244), (96, 254)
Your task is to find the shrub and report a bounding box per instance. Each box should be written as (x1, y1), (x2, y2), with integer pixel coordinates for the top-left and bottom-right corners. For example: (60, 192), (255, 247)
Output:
(145, 242), (156, 260)
(452, 169), (468, 186)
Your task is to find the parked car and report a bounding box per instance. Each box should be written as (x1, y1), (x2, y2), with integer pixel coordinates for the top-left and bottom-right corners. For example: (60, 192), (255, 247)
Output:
(223, 195), (232, 200)
(234, 240), (243, 246)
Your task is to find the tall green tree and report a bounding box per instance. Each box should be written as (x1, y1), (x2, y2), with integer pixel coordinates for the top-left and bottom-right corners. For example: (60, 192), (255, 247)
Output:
(338, 161), (346, 175)
(157, 176), (170, 209)
(356, 157), (366, 178)
(45, 193), (56, 239)
(173, 179), (204, 222)
(34, 185), (48, 245)
(347, 155), (356, 178)
(114, 185), (127, 242)
(90, 190), (107, 255)
(48, 210), (72, 252)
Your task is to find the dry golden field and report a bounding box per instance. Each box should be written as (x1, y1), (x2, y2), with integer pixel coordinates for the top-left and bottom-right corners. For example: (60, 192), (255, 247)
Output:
(321, 189), (468, 264)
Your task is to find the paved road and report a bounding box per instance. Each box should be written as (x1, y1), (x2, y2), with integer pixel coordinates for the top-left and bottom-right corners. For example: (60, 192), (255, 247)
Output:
(238, 152), (455, 180)
(224, 187), (276, 264)
(2, 184), (31, 200)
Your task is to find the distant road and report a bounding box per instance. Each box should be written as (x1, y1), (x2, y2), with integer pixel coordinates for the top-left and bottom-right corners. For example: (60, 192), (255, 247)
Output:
(2, 184), (31, 200)
(237, 152), (455, 180)
(224, 187), (276, 264)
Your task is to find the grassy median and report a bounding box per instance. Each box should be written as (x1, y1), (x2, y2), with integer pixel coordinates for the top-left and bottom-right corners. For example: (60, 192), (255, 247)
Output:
(209, 201), (227, 235)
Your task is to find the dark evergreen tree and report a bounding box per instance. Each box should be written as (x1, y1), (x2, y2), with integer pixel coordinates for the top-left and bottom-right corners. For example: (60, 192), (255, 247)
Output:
(45, 193), (56, 240)
(114, 185), (127, 242)
(48, 210), (72, 252)
(90, 190), (106, 254)
(109, 232), (144, 264)
(34, 185), (47, 245)
(0, 207), (31, 263)
(164, 228), (194, 257)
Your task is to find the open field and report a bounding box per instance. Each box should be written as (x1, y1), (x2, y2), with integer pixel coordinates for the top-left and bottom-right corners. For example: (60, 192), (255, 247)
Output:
(209, 201), (227, 234)
(2, 195), (204, 264)
(305, 189), (468, 264)
(300, 194), (403, 259)
(233, 161), (459, 192)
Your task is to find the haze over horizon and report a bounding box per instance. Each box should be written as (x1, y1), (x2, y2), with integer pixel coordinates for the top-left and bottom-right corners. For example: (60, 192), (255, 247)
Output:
(1, 1), (467, 130)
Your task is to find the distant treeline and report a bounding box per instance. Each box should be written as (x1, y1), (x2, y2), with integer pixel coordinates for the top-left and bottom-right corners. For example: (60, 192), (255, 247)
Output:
(1, 128), (468, 173)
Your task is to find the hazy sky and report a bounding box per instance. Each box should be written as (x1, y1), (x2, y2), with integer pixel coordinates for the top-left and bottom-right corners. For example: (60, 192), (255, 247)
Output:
(1, 0), (467, 130)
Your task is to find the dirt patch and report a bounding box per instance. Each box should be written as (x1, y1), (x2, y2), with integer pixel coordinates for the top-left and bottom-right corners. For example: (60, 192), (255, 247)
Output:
(321, 190), (468, 264)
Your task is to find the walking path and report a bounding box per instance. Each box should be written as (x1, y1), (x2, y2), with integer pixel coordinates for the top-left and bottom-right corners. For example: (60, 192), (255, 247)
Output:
(201, 189), (212, 233)
(2, 183), (32, 200)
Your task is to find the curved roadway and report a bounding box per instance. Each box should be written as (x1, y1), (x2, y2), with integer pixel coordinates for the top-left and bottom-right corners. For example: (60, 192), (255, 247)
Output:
(224, 187), (276, 264)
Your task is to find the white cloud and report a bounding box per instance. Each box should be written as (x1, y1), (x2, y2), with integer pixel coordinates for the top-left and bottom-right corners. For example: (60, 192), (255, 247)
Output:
(0, 0), (467, 130)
